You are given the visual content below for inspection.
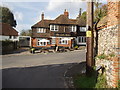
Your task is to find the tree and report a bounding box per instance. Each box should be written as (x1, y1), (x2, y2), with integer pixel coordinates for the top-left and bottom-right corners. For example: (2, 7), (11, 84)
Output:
(94, 0), (107, 56)
(0, 6), (17, 27)
(81, 11), (87, 21)
(20, 29), (32, 36)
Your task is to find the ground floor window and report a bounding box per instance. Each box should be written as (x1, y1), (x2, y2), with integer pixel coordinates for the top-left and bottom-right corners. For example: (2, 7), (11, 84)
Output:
(52, 38), (56, 44)
(37, 39), (49, 46)
(59, 38), (68, 44)
(78, 36), (86, 43)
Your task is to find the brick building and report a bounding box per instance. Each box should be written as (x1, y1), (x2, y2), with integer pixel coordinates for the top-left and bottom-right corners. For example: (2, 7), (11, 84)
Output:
(31, 9), (86, 49)
(96, 0), (120, 87)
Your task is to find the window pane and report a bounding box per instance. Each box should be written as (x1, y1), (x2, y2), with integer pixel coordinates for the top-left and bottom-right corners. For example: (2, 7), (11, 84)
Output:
(44, 42), (46, 46)
(52, 38), (56, 44)
(51, 25), (54, 30)
(80, 27), (86, 32)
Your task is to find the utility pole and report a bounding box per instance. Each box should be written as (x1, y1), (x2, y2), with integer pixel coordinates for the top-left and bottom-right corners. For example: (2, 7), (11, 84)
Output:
(86, 0), (94, 76)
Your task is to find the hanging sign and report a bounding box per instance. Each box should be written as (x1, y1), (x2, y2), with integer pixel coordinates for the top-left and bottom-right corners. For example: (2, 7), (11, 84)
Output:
(86, 31), (92, 37)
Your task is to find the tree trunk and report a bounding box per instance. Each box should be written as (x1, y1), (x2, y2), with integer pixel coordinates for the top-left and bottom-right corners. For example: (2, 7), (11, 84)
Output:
(94, 19), (100, 57)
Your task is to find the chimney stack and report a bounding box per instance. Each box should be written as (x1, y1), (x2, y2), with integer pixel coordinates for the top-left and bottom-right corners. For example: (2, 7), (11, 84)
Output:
(41, 12), (44, 20)
(79, 8), (82, 17)
(64, 9), (69, 18)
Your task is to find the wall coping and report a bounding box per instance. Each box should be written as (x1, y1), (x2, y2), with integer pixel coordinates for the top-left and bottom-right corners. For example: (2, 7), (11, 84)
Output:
(98, 25), (118, 31)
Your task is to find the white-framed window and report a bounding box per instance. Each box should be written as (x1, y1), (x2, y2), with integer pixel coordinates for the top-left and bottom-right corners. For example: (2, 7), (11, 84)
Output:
(59, 38), (68, 45)
(37, 28), (46, 33)
(80, 27), (86, 32)
(50, 25), (59, 31)
(70, 26), (76, 32)
(9, 36), (12, 39)
(37, 39), (49, 46)
(78, 36), (86, 43)
(52, 38), (56, 44)
(13, 36), (17, 39)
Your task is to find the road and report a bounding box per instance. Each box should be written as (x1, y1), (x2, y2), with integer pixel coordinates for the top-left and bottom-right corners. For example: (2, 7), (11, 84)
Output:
(2, 50), (86, 88)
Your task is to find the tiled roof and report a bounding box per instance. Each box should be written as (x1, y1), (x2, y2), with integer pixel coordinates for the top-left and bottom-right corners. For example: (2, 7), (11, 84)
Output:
(77, 17), (86, 26)
(50, 15), (77, 25)
(32, 14), (86, 28)
(32, 20), (53, 28)
(0, 22), (18, 36)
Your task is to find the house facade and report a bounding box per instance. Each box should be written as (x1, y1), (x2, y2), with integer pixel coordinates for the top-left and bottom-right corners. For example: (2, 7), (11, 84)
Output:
(31, 9), (86, 48)
(0, 23), (19, 41)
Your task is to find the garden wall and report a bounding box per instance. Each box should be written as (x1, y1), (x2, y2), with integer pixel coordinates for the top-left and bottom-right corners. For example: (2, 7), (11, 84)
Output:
(95, 1), (120, 88)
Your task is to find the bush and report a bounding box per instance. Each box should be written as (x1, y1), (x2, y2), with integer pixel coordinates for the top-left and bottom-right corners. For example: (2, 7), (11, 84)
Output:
(95, 74), (108, 88)
(2, 40), (13, 46)
(118, 80), (120, 88)
(1, 40), (18, 54)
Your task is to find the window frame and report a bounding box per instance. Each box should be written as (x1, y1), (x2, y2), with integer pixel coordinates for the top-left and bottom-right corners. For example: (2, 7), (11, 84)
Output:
(37, 39), (48, 46)
(50, 25), (59, 31)
(59, 38), (68, 45)
(78, 36), (86, 43)
(70, 25), (76, 32)
(51, 38), (56, 45)
(37, 28), (46, 33)
(79, 27), (86, 32)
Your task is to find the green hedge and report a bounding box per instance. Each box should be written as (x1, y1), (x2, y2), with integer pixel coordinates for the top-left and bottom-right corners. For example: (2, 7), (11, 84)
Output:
(1, 40), (18, 54)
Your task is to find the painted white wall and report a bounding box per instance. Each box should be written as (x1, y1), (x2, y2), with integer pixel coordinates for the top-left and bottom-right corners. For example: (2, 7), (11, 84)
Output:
(0, 35), (9, 41)
(0, 35), (19, 41)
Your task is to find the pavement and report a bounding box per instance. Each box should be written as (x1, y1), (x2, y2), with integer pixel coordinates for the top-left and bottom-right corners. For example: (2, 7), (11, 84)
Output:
(2, 50), (86, 88)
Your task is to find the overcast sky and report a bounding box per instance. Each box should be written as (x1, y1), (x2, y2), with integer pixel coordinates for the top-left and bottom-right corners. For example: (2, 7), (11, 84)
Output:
(1, 0), (107, 34)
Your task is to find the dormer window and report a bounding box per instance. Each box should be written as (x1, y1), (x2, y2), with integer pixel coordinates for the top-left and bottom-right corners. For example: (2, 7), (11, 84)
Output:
(50, 25), (59, 31)
(37, 28), (46, 33)
(70, 26), (76, 32)
(80, 27), (86, 32)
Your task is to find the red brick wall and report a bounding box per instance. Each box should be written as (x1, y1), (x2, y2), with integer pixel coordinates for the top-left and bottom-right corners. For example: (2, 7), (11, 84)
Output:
(32, 38), (72, 48)
(107, 1), (120, 27)
(107, 0), (120, 87)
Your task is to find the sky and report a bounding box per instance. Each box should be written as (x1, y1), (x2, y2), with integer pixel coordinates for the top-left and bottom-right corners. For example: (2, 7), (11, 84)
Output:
(0, 0), (107, 34)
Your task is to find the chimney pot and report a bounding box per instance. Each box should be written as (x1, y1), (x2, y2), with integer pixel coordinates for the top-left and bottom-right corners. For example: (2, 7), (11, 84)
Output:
(41, 12), (44, 20)
(64, 9), (69, 18)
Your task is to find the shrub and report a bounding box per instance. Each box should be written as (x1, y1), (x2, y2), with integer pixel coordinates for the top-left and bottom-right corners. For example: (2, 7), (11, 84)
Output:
(95, 74), (108, 88)
(118, 80), (120, 88)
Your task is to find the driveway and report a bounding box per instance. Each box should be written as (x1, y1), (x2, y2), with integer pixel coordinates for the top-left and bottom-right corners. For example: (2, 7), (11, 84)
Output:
(2, 50), (86, 88)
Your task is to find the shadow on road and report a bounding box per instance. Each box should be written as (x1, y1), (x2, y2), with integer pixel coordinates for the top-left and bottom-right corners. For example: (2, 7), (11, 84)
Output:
(2, 47), (30, 55)
(2, 62), (86, 88)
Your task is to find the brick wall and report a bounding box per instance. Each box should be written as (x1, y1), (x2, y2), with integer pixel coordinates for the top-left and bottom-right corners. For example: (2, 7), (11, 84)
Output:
(32, 38), (72, 48)
(108, 1), (120, 87)
(96, 1), (120, 87)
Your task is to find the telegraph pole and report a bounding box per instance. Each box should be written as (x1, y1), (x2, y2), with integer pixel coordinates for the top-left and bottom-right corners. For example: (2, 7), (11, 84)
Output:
(86, 0), (94, 76)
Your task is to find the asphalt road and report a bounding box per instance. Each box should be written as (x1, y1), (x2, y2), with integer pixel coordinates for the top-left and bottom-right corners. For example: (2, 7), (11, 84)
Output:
(2, 50), (86, 88)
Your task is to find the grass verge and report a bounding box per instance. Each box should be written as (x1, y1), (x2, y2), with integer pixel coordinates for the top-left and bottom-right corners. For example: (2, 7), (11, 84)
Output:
(73, 72), (108, 88)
